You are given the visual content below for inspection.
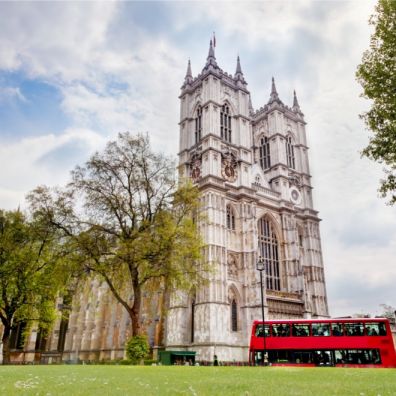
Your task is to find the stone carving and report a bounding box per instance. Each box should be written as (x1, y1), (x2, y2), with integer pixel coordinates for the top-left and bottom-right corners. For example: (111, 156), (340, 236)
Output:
(227, 253), (239, 278)
(288, 172), (302, 188)
(221, 151), (238, 182)
(190, 152), (202, 182)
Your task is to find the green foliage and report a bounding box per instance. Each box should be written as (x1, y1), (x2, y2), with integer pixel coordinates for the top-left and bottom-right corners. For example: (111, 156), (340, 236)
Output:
(118, 359), (133, 365)
(0, 209), (70, 363)
(28, 132), (207, 338)
(125, 335), (149, 363)
(356, 0), (396, 204)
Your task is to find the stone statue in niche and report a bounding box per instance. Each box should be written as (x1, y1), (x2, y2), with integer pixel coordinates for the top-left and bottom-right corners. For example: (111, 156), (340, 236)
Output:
(190, 153), (202, 182)
(227, 253), (239, 278)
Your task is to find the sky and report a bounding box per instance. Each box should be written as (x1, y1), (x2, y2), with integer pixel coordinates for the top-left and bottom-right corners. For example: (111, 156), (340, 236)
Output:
(0, 0), (395, 318)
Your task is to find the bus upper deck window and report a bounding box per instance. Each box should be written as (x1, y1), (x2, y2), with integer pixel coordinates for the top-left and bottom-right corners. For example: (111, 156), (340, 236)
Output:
(312, 323), (330, 336)
(331, 323), (344, 336)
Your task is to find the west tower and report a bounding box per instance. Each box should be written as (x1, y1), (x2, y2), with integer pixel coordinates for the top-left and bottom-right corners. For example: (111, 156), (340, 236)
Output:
(166, 41), (329, 362)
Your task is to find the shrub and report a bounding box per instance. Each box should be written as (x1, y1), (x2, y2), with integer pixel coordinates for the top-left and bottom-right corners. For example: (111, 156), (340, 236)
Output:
(125, 335), (149, 364)
(143, 359), (157, 366)
(119, 359), (133, 365)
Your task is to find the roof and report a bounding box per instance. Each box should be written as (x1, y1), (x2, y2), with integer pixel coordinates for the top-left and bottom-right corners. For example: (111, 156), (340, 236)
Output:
(252, 318), (389, 324)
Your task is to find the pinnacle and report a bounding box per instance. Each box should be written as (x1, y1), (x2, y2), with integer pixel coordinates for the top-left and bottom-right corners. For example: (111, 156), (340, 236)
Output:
(205, 39), (218, 69)
(183, 59), (193, 85)
(249, 94), (254, 114)
(271, 77), (278, 96)
(268, 77), (282, 105)
(207, 39), (215, 60)
(234, 55), (245, 83)
(186, 59), (192, 78)
(293, 90), (300, 109)
(236, 56), (242, 75)
(292, 90), (303, 116)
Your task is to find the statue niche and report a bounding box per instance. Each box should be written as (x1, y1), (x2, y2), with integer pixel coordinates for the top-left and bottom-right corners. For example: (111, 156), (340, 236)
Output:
(227, 253), (239, 279)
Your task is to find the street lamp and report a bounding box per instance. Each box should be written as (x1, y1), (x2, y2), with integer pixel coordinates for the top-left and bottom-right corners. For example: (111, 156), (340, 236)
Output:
(256, 256), (267, 365)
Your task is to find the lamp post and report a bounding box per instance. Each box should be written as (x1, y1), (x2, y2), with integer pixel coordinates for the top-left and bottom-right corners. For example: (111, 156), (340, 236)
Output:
(256, 256), (267, 365)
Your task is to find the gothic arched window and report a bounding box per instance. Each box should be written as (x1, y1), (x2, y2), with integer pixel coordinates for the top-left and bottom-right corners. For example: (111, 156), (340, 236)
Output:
(259, 136), (271, 170)
(297, 226), (304, 248)
(9, 321), (27, 350)
(195, 106), (202, 143)
(286, 136), (295, 169)
(231, 299), (238, 332)
(258, 217), (280, 291)
(220, 104), (232, 143)
(226, 205), (235, 230)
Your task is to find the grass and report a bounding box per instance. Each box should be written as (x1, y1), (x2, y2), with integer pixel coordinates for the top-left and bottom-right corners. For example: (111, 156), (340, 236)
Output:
(0, 365), (395, 395)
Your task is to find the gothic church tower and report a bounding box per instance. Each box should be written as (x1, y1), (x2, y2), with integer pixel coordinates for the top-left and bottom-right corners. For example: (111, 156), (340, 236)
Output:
(165, 41), (329, 362)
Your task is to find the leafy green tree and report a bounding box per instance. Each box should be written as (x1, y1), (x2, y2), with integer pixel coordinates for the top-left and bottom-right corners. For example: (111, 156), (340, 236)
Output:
(125, 335), (149, 364)
(356, 0), (396, 204)
(0, 209), (69, 364)
(29, 133), (206, 338)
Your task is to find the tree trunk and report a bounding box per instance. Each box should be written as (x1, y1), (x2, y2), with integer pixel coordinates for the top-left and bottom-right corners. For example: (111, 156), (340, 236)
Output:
(131, 284), (142, 336)
(1, 325), (11, 365)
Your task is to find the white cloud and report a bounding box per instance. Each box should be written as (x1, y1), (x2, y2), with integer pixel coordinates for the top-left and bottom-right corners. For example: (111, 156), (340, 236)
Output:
(0, 128), (105, 209)
(0, 2), (119, 82)
(0, 0), (393, 317)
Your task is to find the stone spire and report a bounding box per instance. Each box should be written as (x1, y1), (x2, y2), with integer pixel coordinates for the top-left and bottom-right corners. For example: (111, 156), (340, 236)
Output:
(268, 77), (282, 105)
(292, 90), (300, 110)
(234, 55), (245, 82)
(292, 90), (303, 117)
(205, 39), (218, 69)
(236, 56), (242, 74)
(248, 93), (254, 114)
(184, 59), (193, 85)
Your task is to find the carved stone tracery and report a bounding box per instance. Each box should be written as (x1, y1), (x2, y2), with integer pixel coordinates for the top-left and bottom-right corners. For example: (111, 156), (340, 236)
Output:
(221, 150), (238, 182)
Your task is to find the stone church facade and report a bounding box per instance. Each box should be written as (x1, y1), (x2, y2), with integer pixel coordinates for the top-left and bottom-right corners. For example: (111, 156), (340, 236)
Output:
(165, 41), (329, 362)
(0, 41), (328, 364)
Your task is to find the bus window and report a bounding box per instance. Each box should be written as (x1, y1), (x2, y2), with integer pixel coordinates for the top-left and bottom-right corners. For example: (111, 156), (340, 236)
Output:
(255, 324), (270, 337)
(334, 349), (374, 364)
(365, 322), (386, 336)
(272, 323), (290, 337)
(378, 322), (387, 336)
(365, 322), (381, 336)
(336, 349), (382, 364)
(312, 323), (330, 336)
(313, 350), (332, 366)
(292, 324), (310, 337)
(345, 323), (364, 336)
(335, 350), (346, 364)
(331, 323), (344, 336)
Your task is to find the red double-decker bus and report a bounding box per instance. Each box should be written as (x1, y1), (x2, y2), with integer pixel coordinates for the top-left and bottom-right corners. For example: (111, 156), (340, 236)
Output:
(249, 318), (396, 368)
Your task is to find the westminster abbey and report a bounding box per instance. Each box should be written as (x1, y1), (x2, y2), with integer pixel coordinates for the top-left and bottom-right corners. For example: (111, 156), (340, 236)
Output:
(1, 41), (328, 364)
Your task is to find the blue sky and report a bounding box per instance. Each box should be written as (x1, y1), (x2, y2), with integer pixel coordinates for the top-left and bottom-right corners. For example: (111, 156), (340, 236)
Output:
(0, 0), (395, 318)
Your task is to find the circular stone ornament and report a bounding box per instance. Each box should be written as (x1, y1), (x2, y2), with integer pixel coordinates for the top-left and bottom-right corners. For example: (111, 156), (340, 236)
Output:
(290, 187), (302, 204)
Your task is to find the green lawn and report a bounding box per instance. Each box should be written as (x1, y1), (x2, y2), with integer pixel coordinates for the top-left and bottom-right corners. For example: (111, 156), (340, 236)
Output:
(0, 365), (395, 395)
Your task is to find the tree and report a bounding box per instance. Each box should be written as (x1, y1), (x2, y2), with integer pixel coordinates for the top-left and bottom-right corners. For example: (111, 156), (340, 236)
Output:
(0, 209), (69, 364)
(379, 304), (396, 321)
(29, 132), (206, 338)
(125, 335), (149, 364)
(356, 0), (396, 204)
